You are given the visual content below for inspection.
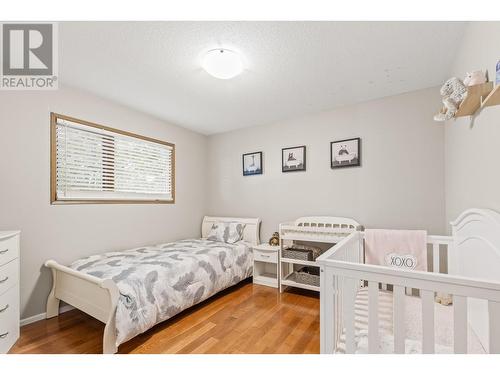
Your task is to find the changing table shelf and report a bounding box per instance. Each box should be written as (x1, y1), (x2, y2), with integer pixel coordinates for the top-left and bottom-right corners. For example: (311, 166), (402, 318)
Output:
(279, 216), (360, 293)
(280, 257), (318, 267)
(281, 273), (320, 292)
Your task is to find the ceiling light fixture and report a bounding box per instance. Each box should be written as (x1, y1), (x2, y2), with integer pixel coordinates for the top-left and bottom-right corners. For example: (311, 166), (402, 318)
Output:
(202, 49), (243, 79)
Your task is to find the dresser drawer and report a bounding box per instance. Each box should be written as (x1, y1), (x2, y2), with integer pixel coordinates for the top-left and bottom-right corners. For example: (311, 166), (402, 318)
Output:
(0, 259), (18, 296)
(0, 286), (20, 354)
(0, 235), (19, 267)
(254, 249), (278, 264)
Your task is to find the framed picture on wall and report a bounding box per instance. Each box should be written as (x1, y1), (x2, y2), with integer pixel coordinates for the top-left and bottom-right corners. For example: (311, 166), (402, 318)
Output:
(330, 137), (361, 168)
(282, 145), (306, 172)
(242, 151), (263, 176)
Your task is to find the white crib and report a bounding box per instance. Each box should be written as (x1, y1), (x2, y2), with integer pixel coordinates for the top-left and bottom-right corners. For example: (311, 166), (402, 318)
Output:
(317, 208), (500, 354)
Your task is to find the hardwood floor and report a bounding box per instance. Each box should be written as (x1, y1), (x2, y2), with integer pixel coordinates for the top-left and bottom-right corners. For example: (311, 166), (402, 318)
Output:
(11, 281), (320, 354)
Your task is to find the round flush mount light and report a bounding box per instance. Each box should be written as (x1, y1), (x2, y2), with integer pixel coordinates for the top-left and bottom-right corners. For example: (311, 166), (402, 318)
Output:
(202, 49), (243, 79)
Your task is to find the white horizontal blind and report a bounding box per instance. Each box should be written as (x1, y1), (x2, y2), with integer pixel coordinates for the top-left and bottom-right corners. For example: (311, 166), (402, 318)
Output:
(55, 117), (174, 202)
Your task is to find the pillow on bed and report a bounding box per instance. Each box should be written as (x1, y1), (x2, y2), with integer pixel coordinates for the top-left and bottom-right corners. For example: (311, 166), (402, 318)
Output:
(207, 222), (246, 244)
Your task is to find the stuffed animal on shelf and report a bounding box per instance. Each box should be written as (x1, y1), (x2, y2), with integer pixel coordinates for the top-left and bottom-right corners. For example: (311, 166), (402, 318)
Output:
(463, 70), (487, 86)
(435, 292), (453, 306)
(496, 60), (500, 84)
(268, 232), (280, 246)
(433, 77), (468, 122)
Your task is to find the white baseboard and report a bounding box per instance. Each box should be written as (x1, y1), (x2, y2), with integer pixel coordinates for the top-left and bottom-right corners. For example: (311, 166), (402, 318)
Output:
(20, 305), (75, 327)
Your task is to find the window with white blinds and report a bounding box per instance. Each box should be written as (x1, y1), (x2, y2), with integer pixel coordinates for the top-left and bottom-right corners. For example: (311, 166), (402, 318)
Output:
(51, 113), (175, 203)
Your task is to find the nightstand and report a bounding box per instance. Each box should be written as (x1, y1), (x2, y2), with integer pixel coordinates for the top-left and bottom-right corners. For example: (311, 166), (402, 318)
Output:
(252, 243), (279, 288)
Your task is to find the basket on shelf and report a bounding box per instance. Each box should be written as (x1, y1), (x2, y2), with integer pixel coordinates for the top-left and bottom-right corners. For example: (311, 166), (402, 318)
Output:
(282, 244), (323, 261)
(294, 266), (320, 287)
(282, 247), (313, 261)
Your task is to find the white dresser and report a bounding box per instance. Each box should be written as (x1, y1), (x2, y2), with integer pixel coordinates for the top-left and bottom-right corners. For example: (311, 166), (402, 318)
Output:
(0, 231), (20, 354)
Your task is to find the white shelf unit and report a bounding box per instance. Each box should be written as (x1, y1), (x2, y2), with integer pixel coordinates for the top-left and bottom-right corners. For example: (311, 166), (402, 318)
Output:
(279, 217), (361, 293)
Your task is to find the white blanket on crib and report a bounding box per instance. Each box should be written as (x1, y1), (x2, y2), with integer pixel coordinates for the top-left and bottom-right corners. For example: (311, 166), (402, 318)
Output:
(354, 331), (453, 354)
(335, 289), (486, 354)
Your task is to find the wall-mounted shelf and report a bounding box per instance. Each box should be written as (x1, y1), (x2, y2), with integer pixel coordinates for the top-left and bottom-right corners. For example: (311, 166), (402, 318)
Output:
(481, 85), (500, 108)
(455, 82), (493, 117)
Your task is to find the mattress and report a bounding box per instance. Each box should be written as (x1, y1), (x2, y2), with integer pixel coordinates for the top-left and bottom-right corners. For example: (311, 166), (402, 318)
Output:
(335, 289), (486, 354)
(70, 238), (253, 346)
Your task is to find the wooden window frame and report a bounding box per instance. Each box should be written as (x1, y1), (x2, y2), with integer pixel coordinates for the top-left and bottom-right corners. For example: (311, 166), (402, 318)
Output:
(50, 112), (176, 205)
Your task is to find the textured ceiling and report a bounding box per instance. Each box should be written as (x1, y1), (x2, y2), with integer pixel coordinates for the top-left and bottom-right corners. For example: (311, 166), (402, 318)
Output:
(59, 22), (467, 135)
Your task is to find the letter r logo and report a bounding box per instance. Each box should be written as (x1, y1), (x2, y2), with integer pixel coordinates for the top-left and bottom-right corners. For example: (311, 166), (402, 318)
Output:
(2, 24), (53, 76)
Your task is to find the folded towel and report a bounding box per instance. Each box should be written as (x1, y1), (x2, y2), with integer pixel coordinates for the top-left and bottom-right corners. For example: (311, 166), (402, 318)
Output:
(365, 229), (427, 271)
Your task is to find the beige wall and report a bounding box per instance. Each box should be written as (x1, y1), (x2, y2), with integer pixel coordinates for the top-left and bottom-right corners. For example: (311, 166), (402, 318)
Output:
(207, 87), (446, 242)
(0, 71), (452, 320)
(445, 22), (500, 228)
(0, 85), (207, 319)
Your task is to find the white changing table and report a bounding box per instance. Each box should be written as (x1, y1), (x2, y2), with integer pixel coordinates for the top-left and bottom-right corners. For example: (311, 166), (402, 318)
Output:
(279, 216), (361, 293)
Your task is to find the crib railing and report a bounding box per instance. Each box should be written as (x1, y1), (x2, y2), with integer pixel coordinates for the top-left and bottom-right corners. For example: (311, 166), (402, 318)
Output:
(379, 234), (452, 293)
(317, 232), (500, 354)
(319, 232), (363, 352)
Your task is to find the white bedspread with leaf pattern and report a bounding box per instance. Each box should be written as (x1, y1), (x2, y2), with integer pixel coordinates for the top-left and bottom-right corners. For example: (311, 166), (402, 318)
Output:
(69, 239), (253, 346)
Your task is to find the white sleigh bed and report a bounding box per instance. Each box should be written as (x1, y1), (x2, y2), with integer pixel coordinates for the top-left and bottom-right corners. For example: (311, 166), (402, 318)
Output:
(317, 208), (500, 354)
(44, 216), (261, 354)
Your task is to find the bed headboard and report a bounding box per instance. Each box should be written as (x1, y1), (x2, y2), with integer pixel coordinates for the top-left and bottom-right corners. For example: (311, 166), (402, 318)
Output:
(201, 216), (261, 246)
(450, 208), (500, 352)
(450, 208), (500, 279)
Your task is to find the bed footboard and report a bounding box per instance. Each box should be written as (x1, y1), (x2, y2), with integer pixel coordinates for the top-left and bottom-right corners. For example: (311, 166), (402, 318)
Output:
(44, 260), (120, 354)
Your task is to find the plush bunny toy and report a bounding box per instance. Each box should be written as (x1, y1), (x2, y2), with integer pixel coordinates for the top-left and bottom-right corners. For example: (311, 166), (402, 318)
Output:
(463, 70), (487, 86)
(433, 77), (468, 122)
